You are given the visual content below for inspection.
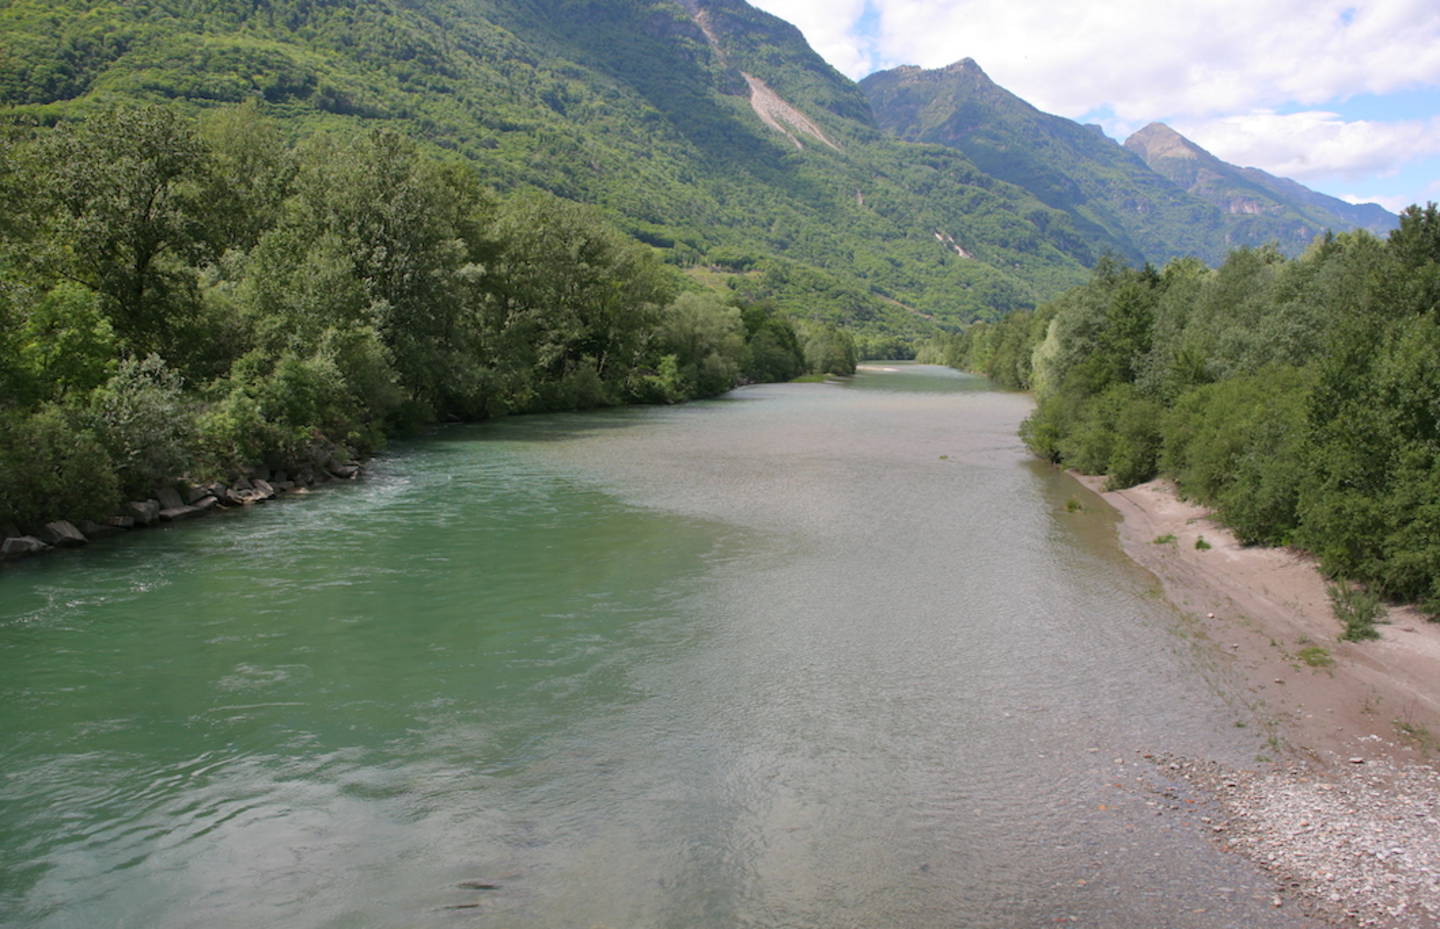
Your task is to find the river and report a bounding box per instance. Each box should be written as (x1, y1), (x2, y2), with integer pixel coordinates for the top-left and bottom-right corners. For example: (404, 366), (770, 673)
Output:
(0, 364), (1317, 928)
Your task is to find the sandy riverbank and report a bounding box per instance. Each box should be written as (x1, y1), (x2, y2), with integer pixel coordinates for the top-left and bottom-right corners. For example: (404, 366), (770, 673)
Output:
(1075, 475), (1440, 927)
(1074, 474), (1440, 764)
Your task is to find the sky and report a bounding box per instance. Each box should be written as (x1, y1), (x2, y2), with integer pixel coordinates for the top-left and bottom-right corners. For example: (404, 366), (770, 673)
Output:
(747, 0), (1440, 213)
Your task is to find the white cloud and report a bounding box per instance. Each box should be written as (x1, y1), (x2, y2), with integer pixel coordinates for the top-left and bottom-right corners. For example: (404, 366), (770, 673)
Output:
(747, 0), (878, 77)
(1171, 111), (1440, 180)
(753, 0), (1440, 120)
(1340, 192), (1414, 212)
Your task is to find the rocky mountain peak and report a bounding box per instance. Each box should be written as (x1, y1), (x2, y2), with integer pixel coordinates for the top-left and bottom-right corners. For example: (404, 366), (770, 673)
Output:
(1124, 122), (1204, 162)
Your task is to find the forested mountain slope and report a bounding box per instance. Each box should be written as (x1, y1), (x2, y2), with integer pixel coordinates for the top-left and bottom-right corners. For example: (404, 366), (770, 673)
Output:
(861, 60), (1397, 266)
(1124, 122), (1397, 248)
(0, 0), (1112, 334)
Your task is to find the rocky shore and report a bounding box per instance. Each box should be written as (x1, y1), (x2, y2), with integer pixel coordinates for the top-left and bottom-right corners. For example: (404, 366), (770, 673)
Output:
(0, 461), (361, 563)
(1076, 474), (1440, 927)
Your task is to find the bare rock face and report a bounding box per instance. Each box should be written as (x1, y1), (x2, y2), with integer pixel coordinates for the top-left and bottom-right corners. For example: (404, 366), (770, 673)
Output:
(37, 521), (88, 548)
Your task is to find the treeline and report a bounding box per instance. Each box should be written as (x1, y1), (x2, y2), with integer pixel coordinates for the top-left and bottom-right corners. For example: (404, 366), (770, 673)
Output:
(0, 103), (856, 531)
(924, 211), (1440, 612)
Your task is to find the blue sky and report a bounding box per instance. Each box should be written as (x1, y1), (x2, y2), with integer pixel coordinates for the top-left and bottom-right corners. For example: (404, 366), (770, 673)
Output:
(750, 0), (1440, 212)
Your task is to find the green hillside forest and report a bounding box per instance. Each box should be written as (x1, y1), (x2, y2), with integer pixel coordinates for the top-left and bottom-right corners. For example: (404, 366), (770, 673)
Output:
(0, 103), (859, 530)
(0, 0), (1109, 337)
(926, 208), (1440, 614)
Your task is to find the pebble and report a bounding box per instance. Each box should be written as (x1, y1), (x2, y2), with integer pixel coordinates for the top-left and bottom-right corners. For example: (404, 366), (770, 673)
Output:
(1154, 754), (1440, 929)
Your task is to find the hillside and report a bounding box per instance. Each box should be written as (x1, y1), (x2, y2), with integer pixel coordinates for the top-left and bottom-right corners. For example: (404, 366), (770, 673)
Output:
(1124, 122), (1397, 247)
(0, 0), (1107, 333)
(861, 61), (1396, 265)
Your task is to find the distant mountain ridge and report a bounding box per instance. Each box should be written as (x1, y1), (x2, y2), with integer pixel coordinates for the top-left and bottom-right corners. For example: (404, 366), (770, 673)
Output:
(1123, 122), (1397, 239)
(0, 1), (1399, 333)
(861, 60), (1397, 266)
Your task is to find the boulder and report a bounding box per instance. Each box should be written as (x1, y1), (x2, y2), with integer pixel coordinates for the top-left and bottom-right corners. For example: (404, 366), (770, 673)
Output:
(106, 515), (136, 530)
(1, 536), (50, 560)
(193, 496), (219, 514)
(125, 500), (161, 526)
(158, 505), (203, 521)
(182, 484), (212, 505)
(37, 521), (88, 547)
(330, 463), (361, 480)
(77, 519), (122, 539)
(251, 478), (276, 500)
(156, 487), (186, 511)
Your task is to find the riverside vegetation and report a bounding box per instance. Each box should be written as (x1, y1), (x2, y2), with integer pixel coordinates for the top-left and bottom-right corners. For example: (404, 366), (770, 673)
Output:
(0, 103), (859, 537)
(924, 207), (1440, 614)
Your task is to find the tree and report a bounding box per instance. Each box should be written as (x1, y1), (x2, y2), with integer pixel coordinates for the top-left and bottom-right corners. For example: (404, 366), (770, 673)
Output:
(38, 105), (209, 359)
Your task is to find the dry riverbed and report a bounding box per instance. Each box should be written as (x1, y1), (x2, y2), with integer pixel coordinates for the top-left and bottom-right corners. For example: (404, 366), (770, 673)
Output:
(1075, 475), (1440, 927)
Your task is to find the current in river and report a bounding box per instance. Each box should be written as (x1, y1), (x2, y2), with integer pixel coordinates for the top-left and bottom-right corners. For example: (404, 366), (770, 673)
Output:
(0, 364), (1318, 928)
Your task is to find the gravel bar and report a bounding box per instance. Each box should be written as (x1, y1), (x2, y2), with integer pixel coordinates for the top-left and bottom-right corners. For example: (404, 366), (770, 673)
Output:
(1156, 755), (1440, 928)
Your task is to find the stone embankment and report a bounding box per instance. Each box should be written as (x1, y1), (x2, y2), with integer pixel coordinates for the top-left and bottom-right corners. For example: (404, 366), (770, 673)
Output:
(1, 462), (362, 563)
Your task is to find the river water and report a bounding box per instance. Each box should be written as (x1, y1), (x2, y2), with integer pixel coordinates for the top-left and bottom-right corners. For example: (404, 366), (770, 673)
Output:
(0, 365), (1316, 928)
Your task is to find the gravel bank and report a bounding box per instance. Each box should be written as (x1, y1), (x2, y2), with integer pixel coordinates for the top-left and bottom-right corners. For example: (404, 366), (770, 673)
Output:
(1157, 755), (1440, 928)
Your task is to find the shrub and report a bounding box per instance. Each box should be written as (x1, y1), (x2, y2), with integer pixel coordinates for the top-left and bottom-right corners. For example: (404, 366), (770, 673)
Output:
(1329, 581), (1384, 641)
(85, 355), (194, 497)
(0, 405), (120, 527)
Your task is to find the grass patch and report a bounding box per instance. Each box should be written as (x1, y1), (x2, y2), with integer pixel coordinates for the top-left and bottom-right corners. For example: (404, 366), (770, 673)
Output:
(789, 373), (829, 383)
(1065, 497), (1085, 513)
(1194, 536), (1211, 551)
(1152, 533), (1176, 544)
(1296, 645), (1334, 668)
(1395, 720), (1437, 754)
(1329, 581), (1384, 641)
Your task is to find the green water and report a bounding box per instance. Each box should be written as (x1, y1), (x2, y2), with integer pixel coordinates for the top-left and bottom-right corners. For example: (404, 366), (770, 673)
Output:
(0, 365), (1315, 928)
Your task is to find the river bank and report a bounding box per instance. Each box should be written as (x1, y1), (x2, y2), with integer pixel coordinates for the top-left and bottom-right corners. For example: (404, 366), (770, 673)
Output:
(0, 463), (361, 564)
(1074, 474), (1440, 927)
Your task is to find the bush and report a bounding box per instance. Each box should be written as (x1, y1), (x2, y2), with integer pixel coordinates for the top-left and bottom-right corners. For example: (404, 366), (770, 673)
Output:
(1329, 581), (1384, 641)
(0, 405), (120, 527)
(85, 355), (194, 497)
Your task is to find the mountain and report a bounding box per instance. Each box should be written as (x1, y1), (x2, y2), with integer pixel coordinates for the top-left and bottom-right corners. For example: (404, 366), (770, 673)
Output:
(1123, 122), (1397, 242)
(861, 60), (1397, 265)
(1, 3), (1395, 334)
(0, 0), (1112, 334)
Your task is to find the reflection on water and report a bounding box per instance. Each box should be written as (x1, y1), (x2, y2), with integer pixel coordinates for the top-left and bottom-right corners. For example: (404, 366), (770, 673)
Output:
(0, 365), (1314, 928)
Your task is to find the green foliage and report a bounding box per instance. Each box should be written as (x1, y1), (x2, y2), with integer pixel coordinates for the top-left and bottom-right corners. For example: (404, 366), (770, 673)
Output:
(942, 218), (1440, 613)
(0, 101), (821, 529)
(85, 355), (194, 497)
(33, 104), (209, 359)
(1329, 582), (1384, 641)
(738, 301), (806, 383)
(0, 404), (120, 527)
(0, 0), (1101, 343)
(15, 282), (117, 401)
(801, 323), (858, 376)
